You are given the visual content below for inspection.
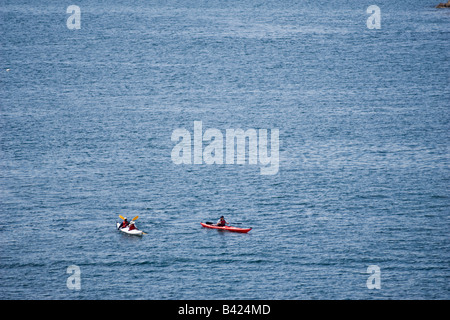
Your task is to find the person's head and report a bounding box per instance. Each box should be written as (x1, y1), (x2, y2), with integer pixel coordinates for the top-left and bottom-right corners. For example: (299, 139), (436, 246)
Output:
(220, 216), (225, 220)
(124, 217), (128, 221)
(130, 221), (135, 225)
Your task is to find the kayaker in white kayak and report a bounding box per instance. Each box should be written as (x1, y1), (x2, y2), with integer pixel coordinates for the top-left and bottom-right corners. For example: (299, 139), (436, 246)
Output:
(118, 217), (129, 229)
(128, 221), (138, 231)
(216, 216), (228, 226)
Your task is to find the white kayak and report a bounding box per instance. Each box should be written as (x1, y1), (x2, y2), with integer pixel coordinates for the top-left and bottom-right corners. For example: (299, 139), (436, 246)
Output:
(116, 222), (144, 236)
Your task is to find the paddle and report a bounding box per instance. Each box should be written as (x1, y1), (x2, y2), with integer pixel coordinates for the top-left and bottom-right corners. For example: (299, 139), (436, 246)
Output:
(205, 221), (230, 226)
(119, 215), (138, 221)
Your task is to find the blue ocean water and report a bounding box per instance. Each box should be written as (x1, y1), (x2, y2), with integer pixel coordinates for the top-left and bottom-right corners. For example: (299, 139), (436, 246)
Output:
(0, 0), (449, 299)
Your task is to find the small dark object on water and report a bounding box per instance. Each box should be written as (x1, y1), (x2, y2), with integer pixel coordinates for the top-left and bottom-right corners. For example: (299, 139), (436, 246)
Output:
(436, 1), (450, 8)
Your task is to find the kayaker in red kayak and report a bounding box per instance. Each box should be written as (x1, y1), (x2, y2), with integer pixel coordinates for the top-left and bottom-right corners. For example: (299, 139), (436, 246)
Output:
(118, 217), (129, 229)
(216, 216), (228, 226)
(128, 221), (137, 231)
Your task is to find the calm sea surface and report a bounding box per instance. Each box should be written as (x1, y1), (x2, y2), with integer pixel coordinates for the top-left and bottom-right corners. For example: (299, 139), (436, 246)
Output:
(0, 0), (449, 299)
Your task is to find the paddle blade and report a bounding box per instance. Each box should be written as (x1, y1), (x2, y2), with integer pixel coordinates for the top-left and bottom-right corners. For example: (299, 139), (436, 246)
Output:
(132, 216), (139, 221)
(119, 215), (125, 220)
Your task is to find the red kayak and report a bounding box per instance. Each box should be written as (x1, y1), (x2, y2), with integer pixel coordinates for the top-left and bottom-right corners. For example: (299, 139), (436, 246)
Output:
(200, 222), (252, 233)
